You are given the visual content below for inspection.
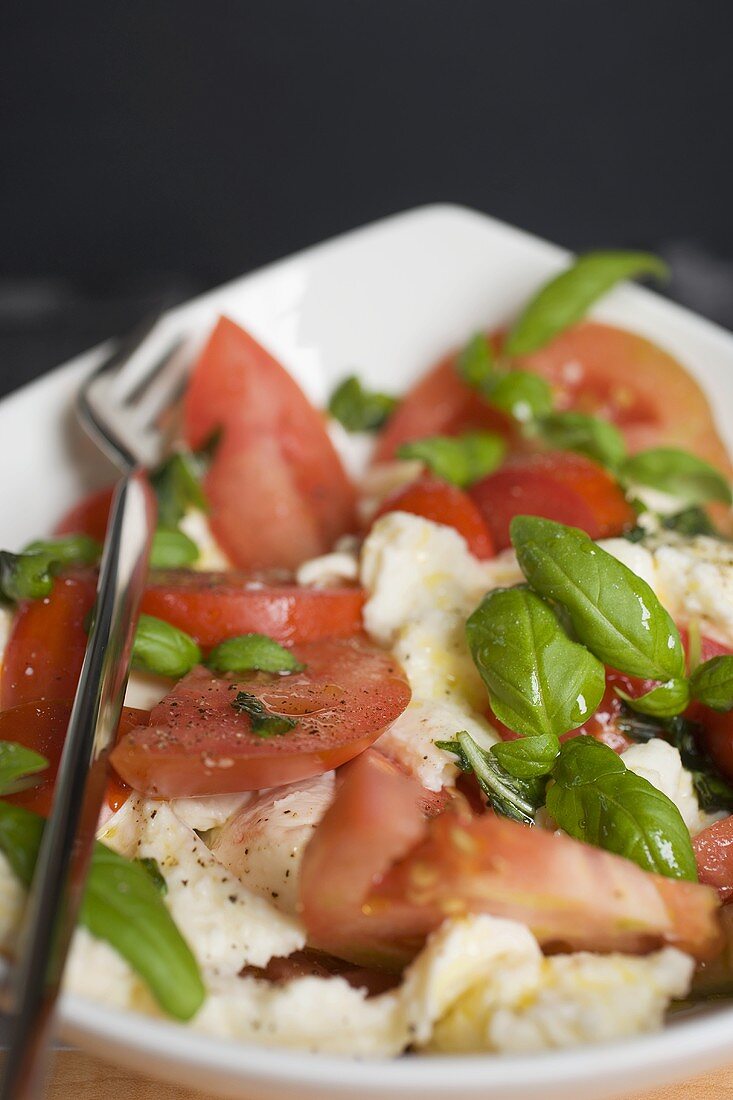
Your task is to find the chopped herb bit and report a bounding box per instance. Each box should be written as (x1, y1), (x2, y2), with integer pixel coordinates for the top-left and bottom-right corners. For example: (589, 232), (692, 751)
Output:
(231, 692), (298, 737)
(661, 507), (720, 538)
(328, 375), (397, 433)
(397, 431), (505, 489)
(436, 731), (549, 825)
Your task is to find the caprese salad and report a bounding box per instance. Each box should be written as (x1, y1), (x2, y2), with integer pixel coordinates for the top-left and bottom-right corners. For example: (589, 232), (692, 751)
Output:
(2, 250), (733, 1055)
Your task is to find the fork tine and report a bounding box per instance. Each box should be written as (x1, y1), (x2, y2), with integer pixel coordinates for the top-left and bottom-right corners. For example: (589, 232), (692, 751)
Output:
(107, 318), (181, 404)
(127, 337), (191, 429)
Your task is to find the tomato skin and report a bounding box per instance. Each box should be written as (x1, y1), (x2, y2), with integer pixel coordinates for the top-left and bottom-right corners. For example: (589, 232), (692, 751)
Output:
(469, 451), (635, 552)
(183, 318), (356, 571)
(111, 637), (411, 798)
(373, 476), (495, 559)
(694, 817), (733, 902)
(141, 570), (365, 649)
(373, 354), (515, 463)
(54, 486), (114, 542)
(1, 571), (98, 709)
(0, 701), (148, 817)
(516, 321), (733, 472)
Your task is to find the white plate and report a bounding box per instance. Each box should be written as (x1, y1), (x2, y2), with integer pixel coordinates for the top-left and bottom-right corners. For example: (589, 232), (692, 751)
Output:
(5, 205), (733, 1099)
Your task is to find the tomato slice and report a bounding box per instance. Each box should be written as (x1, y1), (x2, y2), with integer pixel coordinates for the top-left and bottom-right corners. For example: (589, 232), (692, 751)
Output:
(373, 476), (495, 559)
(373, 352), (516, 464)
(54, 486), (114, 542)
(469, 451), (635, 551)
(302, 776), (722, 965)
(183, 318), (356, 570)
(694, 817), (733, 902)
(111, 637), (411, 797)
(141, 570), (365, 649)
(516, 321), (733, 474)
(1, 571), (98, 709)
(0, 700), (148, 817)
(300, 749), (428, 965)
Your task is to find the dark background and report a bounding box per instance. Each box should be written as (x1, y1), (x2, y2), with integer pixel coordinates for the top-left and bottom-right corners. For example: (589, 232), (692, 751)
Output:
(2, 0), (733, 395)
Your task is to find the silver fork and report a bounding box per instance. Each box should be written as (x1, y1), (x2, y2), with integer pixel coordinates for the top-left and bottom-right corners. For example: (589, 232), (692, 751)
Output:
(1, 316), (192, 1099)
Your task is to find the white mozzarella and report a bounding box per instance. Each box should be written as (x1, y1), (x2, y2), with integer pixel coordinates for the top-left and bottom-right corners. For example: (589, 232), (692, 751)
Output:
(296, 550), (359, 587)
(123, 669), (170, 710)
(179, 508), (231, 570)
(209, 772), (335, 913)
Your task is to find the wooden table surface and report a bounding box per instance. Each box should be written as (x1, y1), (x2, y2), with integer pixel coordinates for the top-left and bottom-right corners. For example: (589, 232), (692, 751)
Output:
(38, 1050), (733, 1099)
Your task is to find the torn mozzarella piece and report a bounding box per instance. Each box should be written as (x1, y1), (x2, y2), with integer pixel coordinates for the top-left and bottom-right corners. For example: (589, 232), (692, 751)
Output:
(124, 669), (170, 710)
(296, 551), (359, 587)
(99, 798), (304, 975)
(170, 791), (254, 833)
(209, 773), (335, 914)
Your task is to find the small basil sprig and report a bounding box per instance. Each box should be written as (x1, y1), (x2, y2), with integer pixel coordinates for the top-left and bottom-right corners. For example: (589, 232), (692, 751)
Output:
(0, 534), (102, 603)
(150, 450), (208, 529)
(133, 614), (202, 679)
(534, 411), (627, 470)
(328, 375), (397, 433)
(615, 678), (690, 719)
(0, 742), (48, 796)
(397, 432), (505, 489)
(487, 371), (553, 422)
(660, 507), (720, 538)
(511, 516), (685, 681)
(466, 586), (605, 737)
(505, 251), (668, 357)
(619, 448), (732, 507)
(231, 691), (298, 737)
(437, 730), (557, 825)
(0, 801), (204, 1019)
(208, 634), (304, 675)
(456, 334), (495, 389)
(546, 736), (698, 881)
(618, 708), (733, 813)
(690, 656), (733, 712)
(150, 528), (199, 569)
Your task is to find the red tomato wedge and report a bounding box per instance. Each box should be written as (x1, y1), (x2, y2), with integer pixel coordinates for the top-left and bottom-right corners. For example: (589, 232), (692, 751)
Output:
(373, 476), (495, 559)
(1, 571), (98, 709)
(516, 322), (733, 475)
(694, 817), (733, 902)
(301, 756), (722, 967)
(111, 637), (411, 798)
(141, 570), (365, 649)
(0, 701), (148, 817)
(183, 317), (356, 570)
(469, 451), (635, 551)
(300, 750), (427, 965)
(373, 356), (515, 463)
(54, 485), (114, 542)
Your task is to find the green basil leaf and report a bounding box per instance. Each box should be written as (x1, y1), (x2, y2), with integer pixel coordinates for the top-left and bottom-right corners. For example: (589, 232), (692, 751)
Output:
(490, 732), (560, 778)
(23, 534), (102, 566)
(396, 432), (505, 489)
(133, 614), (201, 679)
(660, 507), (720, 538)
(0, 742), (48, 796)
(456, 333), (495, 390)
(535, 411), (627, 470)
(619, 448), (732, 506)
(328, 375), (397, 433)
(505, 251), (668, 357)
(150, 528), (200, 569)
(0, 550), (56, 601)
(511, 516), (685, 680)
(150, 450), (208, 529)
(466, 585), (605, 738)
(615, 678), (690, 719)
(547, 736), (698, 880)
(135, 856), (168, 895)
(487, 371), (553, 423)
(0, 801), (204, 1019)
(690, 656), (733, 712)
(437, 731), (547, 825)
(208, 633), (304, 675)
(231, 691), (298, 737)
